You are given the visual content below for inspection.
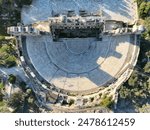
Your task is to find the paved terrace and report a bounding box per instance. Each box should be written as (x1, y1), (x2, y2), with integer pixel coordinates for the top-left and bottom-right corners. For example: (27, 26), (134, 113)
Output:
(22, 0), (138, 25)
(25, 35), (135, 93)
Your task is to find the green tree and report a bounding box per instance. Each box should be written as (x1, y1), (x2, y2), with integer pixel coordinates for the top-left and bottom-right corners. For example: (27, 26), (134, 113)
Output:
(8, 74), (16, 84)
(0, 91), (4, 101)
(146, 51), (150, 61)
(119, 86), (131, 99)
(0, 82), (4, 89)
(19, 81), (26, 92)
(7, 91), (24, 109)
(100, 96), (114, 108)
(0, 36), (5, 40)
(68, 99), (75, 106)
(128, 72), (139, 87)
(138, 1), (150, 18)
(0, 44), (17, 67)
(144, 62), (150, 73)
(5, 55), (16, 67)
(15, 0), (32, 8)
